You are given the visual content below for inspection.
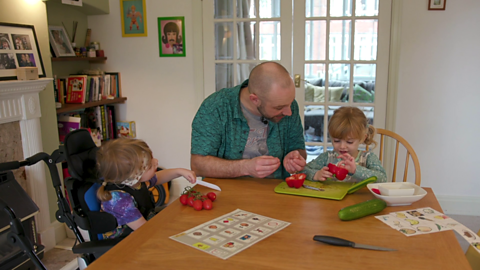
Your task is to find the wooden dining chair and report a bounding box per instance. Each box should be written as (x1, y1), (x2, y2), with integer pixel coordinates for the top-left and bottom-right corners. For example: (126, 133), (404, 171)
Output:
(366, 128), (421, 186)
(465, 230), (480, 269)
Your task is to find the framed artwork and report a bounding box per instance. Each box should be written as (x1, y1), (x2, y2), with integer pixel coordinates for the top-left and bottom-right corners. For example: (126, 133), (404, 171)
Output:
(48, 25), (75, 57)
(120, 0), (147, 37)
(428, 0), (446, 10)
(0, 22), (45, 81)
(158, 17), (185, 57)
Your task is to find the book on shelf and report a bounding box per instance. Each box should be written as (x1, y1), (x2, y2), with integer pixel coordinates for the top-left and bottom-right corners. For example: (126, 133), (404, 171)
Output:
(58, 115), (81, 143)
(117, 120), (136, 138)
(66, 75), (88, 104)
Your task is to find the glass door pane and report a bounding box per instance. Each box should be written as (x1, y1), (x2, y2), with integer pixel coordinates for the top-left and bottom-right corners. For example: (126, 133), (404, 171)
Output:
(296, 0), (388, 161)
(206, 0), (287, 93)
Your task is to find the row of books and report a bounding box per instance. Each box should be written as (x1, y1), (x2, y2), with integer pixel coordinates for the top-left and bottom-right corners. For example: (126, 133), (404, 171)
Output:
(57, 105), (136, 146)
(54, 72), (122, 104)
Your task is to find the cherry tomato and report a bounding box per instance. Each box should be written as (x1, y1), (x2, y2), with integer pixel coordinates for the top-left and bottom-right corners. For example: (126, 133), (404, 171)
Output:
(193, 200), (203, 211)
(180, 194), (188, 205)
(206, 192), (217, 202)
(187, 196), (195, 207)
(203, 199), (213, 210)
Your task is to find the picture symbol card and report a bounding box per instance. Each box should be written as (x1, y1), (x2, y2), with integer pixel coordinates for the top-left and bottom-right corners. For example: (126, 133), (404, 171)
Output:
(170, 209), (290, 260)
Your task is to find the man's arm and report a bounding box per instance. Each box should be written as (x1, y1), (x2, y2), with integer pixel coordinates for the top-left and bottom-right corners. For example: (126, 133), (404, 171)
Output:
(191, 154), (280, 178)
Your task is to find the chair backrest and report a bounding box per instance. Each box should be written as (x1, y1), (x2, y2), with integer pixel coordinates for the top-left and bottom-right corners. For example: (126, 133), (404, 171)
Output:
(63, 129), (118, 241)
(366, 128), (421, 186)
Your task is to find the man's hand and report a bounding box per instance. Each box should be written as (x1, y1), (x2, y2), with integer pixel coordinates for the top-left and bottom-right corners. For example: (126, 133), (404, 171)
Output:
(283, 150), (306, 173)
(243, 156), (280, 178)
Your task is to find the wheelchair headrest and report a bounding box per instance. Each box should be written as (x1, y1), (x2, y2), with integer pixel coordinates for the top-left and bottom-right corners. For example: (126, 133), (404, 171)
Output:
(64, 129), (99, 182)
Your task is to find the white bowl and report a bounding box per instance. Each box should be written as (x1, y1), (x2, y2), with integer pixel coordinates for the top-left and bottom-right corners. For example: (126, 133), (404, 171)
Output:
(378, 183), (415, 196)
(367, 182), (427, 206)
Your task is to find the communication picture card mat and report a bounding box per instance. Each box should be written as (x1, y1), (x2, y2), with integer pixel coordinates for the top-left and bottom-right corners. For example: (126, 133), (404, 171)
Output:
(274, 177), (376, 201)
(375, 207), (480, 254)
(170, 209), (290, 260)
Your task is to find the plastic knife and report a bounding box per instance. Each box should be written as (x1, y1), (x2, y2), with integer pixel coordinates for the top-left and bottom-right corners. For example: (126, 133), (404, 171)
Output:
(195, 179), (221, 191)
(313, 235), (396, 251)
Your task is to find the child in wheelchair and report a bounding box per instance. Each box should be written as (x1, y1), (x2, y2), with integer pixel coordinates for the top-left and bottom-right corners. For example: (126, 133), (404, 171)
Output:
(96, 138), (196, 239)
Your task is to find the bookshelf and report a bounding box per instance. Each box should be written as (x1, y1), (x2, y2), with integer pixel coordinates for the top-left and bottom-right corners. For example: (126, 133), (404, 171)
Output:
(56, 97), (127, 114)
(51, 57), (107, 63)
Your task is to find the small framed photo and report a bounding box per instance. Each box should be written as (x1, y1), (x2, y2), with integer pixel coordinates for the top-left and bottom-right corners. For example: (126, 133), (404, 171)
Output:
(0, 22), (46, 81)
(428, 0), (446, 10)
(48, 25), (75, 57)
(120, 0), (147, 37)
(158, 17), (185, 57)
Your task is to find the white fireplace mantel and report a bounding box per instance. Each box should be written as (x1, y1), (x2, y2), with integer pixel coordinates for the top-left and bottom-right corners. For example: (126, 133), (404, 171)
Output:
(0, 78), (55, 250)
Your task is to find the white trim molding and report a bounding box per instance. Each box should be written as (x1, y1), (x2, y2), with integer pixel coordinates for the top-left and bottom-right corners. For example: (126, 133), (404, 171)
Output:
(0, 78), (55, 250)
(437, 195), (480, 216)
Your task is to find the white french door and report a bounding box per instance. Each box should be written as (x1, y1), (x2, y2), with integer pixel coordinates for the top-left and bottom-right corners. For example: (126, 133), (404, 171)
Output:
(202, 0), (391, 161)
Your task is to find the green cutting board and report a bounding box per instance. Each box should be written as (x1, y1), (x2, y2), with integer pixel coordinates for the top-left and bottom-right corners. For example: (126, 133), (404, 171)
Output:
(274, 177), (377, 201)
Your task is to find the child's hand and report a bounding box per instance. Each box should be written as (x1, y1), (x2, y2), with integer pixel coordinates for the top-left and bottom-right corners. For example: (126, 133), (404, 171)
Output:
(313, 167), (332, 181)
(337, 153), (356, 174)
(179, 169), (197, 184)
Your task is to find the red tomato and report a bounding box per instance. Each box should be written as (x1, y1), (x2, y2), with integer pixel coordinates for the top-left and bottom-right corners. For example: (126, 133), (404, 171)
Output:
(203, 199), (213, 210)
(187, 196), (195, 207)
(179, 194), (188, 205)
(193, 200), (203, 211)
(206, 192), (217, 202)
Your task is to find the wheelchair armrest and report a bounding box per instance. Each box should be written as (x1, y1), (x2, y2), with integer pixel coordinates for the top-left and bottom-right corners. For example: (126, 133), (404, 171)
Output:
(72, 238), (124, 256)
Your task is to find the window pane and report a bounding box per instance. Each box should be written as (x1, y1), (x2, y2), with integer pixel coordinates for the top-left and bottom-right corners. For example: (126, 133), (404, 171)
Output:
(260, 0), (280, 18)
(237, 22), (256, 60)
(215, 63), (234, 91)
(304, 105), (326, 142)
(237, 0), (256, 18)
(328, 63), (350, 103)
(305, 20), (326, 61)
(359, 106), (374, 126)
(305, 64), (326, 103)
(215, 22), (234, 60)
(215, 0), (233, 19)
(329, 20), (351, 61)
(354, 19), (378, 60)
(237, 63), (256, 83)
(259, 21), (280, 60)
(355, 0), (379, 16)
(352, 64), (375, 103)
(330, 0), (352, 17)
(306, 0), (327, 17)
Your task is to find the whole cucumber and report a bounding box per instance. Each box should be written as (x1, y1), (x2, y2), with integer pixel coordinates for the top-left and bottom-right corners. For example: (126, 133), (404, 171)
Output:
(338, 199), (387, 221)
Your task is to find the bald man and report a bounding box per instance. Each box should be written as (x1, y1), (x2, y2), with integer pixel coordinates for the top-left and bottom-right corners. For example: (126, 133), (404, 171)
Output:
(191, 62), (306, 179)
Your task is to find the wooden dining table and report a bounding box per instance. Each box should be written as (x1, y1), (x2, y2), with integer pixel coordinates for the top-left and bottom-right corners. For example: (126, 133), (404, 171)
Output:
(86, 178), (471, 270)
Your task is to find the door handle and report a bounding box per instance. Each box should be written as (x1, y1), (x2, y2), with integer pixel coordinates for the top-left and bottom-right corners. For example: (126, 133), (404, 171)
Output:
(294, 74), (301, 88)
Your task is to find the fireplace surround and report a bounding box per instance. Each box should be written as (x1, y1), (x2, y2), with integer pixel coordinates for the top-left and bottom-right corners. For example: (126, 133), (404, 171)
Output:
(0, 78), (54, 251)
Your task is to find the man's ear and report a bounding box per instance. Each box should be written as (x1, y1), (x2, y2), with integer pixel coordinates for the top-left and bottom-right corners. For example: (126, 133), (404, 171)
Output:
(250, 93), (260, 106)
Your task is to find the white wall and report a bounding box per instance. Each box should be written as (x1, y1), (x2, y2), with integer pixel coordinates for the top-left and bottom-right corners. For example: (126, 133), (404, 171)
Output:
(396, 0), (480, 214)
(88, 0), (202, 200)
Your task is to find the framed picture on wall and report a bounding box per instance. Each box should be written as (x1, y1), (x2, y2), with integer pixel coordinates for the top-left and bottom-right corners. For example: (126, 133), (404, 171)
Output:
(0, 22), (46, 81)
(48, 25), (76, 57)
(428, 0), (446, 10)
(120, 0), (147, 37)
(158, 17), (185, 57)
